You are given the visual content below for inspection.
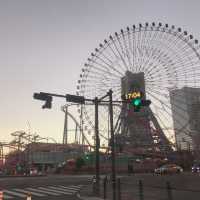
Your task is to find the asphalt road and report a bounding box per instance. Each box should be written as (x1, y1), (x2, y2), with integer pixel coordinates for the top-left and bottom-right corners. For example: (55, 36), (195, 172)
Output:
(0, 175), (93, 200)
(1, 173), (200, 200)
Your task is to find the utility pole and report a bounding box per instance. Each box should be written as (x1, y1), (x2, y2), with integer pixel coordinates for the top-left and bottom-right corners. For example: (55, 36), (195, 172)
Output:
(108, 89), (116, 200)
(94, 97), (100, 195)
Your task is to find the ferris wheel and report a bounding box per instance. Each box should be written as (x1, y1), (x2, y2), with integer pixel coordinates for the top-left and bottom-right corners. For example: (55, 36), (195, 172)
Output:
(76, 22), (200, 149)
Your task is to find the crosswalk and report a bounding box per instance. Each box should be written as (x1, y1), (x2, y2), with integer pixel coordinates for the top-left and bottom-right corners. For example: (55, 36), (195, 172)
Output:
(1, 184), (83, 199)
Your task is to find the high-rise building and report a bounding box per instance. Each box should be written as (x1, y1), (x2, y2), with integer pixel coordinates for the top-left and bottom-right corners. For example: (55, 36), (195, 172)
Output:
(170, 87), (200, 150)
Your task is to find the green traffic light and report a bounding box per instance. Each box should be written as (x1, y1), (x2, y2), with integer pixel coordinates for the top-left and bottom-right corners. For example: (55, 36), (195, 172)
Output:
(131, 98), (141, 106)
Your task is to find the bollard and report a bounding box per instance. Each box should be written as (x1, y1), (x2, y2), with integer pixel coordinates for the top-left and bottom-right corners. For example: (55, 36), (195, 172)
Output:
(26, 192), (32, 200)
(103, 176), (107, 199)
(0, 191), (3, 200)
(166, 181), (173, 200)
(92, 176), (96, 195)
(117, 178), (121, 200)
(138, 180), (144, 200)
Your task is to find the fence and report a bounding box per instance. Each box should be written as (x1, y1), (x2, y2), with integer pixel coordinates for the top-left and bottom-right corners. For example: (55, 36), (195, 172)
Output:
(94, 176), (200, 200)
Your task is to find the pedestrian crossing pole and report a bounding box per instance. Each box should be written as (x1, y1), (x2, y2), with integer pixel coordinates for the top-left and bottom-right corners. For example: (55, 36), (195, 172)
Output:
(0, 190), (3, 200)
(26, 192), (32, 200)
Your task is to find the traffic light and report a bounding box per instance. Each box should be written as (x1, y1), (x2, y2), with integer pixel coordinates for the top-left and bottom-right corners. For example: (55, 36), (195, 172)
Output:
(122, 91), (151, 112)
(141, 99), (151, 106)
(131, 97), (142, 112)
(33, 92), (52, 109)
(42, 98), (52, 109)
(131, 98), (142, 106)
(85, 155), (89, 160)
(132, 99), (151, 112)
(66, 94), (85, 104)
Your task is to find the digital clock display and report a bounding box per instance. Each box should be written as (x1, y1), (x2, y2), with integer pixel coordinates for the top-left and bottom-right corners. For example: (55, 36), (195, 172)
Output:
(124, 91), (142, 100)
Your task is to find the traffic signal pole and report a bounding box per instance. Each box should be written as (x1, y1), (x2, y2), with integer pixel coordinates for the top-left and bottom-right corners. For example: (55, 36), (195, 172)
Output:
(108, 90), (116, 200)
(33, 90), (150, 200)
(94, 97), (100, 195)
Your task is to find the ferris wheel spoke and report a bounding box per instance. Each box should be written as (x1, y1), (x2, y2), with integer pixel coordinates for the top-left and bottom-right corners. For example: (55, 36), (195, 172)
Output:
(105, 39), (128, 73)
(107, 43), (128, 72)
(88, 59), (122, 78)
(85, 66), (116, 79)
(145, 76), (174, 88)
(136, 27), (145, 71)
(85, 72), (120, 84)
(152, 112), (174, 140)
(146, 75), (199, 86)
(163, 34), (196, 62)
(131, 27), (137, 72)
(145, 47), (179, 77)
(168, 57), (200, 73)
(116, 33), (129, 64)
(96, 51), (125, 76)
(133, 29), (141, 72)
(112, 34), (130, 70)
(146, 83), (175, 93)
(91, 52), (124, 77)
(137, 29), (150, 72)
(167, 52), (196, 71)
(148, 99), (190, 137)
(147, 89), (186, 114)
(139, 30), (156, 72)
(145, 73), (177, 84)
(141, 46), (168, 75)
(126, 27), (134, 69)
(121, 30), (133, 69)
(147, 88), (190, 118)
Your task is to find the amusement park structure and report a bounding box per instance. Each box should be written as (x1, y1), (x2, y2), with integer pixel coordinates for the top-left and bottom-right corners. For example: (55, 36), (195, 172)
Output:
(0, 131), (58, 163)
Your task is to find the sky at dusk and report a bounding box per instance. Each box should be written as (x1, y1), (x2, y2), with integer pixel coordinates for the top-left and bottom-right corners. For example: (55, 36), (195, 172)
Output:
(0, 0), (200, 143)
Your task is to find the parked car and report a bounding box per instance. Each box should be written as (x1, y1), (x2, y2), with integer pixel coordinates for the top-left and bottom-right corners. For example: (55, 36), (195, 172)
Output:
(191, 164), (200, 173)
(155, 164), (183, 174)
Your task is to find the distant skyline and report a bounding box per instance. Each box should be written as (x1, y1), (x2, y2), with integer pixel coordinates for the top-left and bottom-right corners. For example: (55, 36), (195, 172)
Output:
(1, 0), (200, 143)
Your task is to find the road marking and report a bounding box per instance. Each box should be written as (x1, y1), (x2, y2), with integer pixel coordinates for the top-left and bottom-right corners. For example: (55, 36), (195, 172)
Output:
(39, 187), (69, 195)
(59, 185), (80, 191)
(26, 188), (61, 196)
(48, 186), (75, 194)
(3, 190), (27, 198)
(13, 188), (46, 197)
(2, 184), (83, 199)
(68, 185), (82, 189)
(38, 187), (72, 195)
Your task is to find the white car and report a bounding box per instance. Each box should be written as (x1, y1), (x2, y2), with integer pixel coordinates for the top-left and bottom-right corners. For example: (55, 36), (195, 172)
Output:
(30, 169), (38, 176)
(155, 164), (183, 174)
(192, 165), (200, 173)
